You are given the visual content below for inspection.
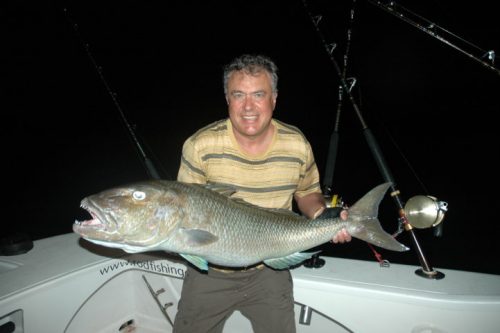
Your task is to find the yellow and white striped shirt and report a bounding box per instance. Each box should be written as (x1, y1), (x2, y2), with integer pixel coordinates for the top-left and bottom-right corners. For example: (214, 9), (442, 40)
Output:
(177, 118), (321, 210)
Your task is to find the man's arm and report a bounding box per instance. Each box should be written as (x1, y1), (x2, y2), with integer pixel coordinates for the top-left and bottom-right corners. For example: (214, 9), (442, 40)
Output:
(294, 192), (351, 244)
(294, 192), (326, 219)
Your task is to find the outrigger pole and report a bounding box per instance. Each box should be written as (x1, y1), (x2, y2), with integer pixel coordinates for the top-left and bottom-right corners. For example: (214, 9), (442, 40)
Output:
(302, 0), (445, 279)
(63, 8), (162, 180)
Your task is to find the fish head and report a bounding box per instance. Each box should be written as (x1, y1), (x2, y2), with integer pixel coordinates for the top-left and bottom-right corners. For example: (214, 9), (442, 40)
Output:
(73, 181), (186, 252)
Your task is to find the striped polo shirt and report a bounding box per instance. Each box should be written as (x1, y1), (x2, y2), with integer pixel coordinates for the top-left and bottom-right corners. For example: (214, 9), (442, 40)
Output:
(177, 118), (322, 210)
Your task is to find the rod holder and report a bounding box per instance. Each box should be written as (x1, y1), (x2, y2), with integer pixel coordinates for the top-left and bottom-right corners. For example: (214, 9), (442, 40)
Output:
(299, 305), (313, 325)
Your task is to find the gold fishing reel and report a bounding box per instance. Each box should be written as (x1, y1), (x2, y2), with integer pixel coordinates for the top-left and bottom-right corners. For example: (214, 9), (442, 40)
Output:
(404, 195), (448, 229)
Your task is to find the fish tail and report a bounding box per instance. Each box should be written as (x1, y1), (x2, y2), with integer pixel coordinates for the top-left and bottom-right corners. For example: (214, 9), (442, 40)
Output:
(348, 182), (409, 252)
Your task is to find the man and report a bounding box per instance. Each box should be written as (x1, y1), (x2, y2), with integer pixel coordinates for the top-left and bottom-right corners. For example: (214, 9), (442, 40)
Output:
(174, 54), (350, 333)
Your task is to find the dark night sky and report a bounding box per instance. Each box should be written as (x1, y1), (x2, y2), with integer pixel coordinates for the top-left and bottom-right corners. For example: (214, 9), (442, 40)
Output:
(5, 1), (500, 274)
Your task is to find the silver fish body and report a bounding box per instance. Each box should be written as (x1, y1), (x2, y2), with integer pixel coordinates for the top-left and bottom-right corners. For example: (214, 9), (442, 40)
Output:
(73, 180), (408, 270)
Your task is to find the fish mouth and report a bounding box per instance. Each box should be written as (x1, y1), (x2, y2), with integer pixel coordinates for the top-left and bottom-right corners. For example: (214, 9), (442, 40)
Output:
(73, 200), (118, 236)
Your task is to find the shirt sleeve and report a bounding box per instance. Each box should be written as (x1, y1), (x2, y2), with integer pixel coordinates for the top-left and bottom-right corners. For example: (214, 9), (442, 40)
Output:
(294, 140), (322, 198)
(177, 137), (207, 184)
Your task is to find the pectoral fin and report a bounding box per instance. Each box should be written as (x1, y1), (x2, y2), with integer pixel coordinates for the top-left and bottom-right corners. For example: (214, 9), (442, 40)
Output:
(264, 251), (322, 270)
(178, 228), (218, 246)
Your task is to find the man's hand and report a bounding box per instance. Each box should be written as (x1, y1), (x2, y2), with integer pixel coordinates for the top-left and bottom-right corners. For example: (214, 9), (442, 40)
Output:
(332, 227), (351, 244)
(315, 207), (351, 244)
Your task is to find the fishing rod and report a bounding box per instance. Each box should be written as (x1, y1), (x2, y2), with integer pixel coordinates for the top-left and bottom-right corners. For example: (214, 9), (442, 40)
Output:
(302, 0), (445, 279)
(368, 0), (500, 77)
(63, 7), (162, 180)
(319, 0), (358, 197)
(302, 0), (359, 269)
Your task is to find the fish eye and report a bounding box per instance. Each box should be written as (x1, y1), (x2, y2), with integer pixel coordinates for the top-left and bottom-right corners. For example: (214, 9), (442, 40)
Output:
(132, 190), (146, 200)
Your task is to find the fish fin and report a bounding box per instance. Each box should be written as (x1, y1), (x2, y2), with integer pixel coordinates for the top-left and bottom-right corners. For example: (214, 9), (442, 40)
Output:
(204, 183), (237, 197)
(348, 182), (409, 252)
(121, 246), (150, 253)
(204, 184), (262, 207)
(349, 182), (392, 219)
(179, 228), (218, 246)
(350, 218), (409, 251)
(83, 238), (148, 253)
(203, 183), (306, 219)
(180, 254), (209, 271)
(264, 251), (322, 270)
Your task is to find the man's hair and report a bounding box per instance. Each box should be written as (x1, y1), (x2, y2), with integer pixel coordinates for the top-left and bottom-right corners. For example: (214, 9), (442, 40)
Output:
(223, 54), (279, 95)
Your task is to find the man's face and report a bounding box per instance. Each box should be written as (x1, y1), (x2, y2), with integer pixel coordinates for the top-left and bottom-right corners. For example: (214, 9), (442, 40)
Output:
(226, 70), (277, 140)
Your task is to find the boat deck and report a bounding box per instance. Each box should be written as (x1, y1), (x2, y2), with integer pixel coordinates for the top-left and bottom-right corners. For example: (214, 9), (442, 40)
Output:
(1, 233), (500, 332)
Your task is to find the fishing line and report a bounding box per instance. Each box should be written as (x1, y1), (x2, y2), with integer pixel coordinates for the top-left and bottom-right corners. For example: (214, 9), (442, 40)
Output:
(62, 7), (164, 180)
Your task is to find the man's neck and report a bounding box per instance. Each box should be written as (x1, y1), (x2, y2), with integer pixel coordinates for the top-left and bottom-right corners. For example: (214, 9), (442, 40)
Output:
(233, 123), (275, 157)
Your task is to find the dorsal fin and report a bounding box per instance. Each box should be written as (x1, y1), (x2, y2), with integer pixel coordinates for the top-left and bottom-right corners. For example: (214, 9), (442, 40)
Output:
(203, 183), (305, 218)
(203, 183), (237, 197)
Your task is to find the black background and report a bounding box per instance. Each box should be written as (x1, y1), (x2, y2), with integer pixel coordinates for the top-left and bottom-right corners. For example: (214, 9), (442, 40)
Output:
(5, 1), (500, 274)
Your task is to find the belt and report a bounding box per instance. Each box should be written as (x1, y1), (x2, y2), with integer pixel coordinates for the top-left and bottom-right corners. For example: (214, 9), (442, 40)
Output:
(210, 263), (265, 273)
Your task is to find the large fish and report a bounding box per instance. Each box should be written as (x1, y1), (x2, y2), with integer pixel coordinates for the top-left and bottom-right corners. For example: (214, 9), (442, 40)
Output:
(73, 180), (408, 270)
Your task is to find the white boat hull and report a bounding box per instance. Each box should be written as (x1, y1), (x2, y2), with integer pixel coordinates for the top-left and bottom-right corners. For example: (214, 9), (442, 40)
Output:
(1, 233), (500, 332)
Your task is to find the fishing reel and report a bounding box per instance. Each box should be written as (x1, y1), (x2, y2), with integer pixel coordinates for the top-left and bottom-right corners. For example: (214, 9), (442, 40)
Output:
(323, 193), (343, 209)
(404, 195), (448, 230)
